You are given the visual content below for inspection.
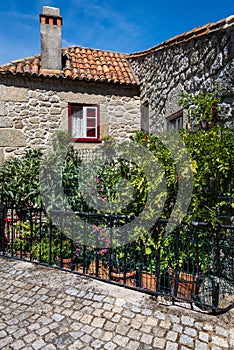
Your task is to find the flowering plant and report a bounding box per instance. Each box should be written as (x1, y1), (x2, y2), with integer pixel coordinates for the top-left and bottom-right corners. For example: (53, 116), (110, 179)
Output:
(75, 224), (110, 263)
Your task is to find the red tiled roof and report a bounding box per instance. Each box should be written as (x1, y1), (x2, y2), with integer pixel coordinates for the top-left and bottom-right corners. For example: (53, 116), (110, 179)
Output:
(0, 46), (138, 85)
(0, 15), (233, 83)
(128, 15), (234, 58)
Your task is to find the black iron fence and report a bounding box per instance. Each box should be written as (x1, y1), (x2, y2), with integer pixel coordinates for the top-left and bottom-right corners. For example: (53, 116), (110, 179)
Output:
(0, 206), (233, 313)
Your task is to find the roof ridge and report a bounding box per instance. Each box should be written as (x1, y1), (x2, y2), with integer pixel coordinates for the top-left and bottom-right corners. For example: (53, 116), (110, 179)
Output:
(62, 45), (129, 56)
(128, 14), (234, 58)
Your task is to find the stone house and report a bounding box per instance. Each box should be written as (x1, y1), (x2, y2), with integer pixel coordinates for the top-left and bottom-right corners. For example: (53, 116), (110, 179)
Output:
(0, 6), (233, 160)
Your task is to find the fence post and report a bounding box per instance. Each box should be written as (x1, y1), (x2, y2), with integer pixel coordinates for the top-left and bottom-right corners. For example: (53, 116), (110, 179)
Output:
(0, 204), (6, 251)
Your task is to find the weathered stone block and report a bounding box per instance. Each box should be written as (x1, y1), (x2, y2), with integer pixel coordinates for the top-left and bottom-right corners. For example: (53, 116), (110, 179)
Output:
(0, 129), (26, 147)
(0, 85), (27, 101)
(0, 117), (12, 128)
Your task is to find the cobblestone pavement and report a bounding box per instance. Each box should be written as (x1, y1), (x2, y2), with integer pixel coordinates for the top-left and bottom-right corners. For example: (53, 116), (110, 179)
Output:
(0, 257), (233, 350)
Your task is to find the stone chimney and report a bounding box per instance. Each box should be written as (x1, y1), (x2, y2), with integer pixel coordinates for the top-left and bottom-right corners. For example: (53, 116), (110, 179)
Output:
(40, 6), (62, 71)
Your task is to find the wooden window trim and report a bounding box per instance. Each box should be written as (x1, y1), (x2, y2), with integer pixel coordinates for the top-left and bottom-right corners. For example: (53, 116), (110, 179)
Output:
(68, 104), (101, 142)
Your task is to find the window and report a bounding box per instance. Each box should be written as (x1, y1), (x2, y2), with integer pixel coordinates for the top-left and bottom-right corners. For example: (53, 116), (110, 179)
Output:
(167, 110), (183, 131)
(141, 102), (149, 134)
(68, 104), (100, 141)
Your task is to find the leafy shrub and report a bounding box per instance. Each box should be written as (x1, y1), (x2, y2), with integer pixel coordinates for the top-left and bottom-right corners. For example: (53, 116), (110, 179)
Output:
(0, 149), (43, 209)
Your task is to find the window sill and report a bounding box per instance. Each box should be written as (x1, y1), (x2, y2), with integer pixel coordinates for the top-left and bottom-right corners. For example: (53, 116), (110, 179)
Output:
(71, 138), (101, 143)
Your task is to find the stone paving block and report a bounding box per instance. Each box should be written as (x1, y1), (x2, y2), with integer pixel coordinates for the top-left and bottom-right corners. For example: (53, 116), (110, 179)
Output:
(102, 303), (113, 311)
(102, 331), (113, 341)
(93, 309), (104, 317)
(169, 314), (180, 323)
(91, 316), (106, 328)
(181, 315), (195, 327)
(80, 314), (94, 324)
(195, 322), (203, 330)
(128, 328), (142, 340)
(111, 313), (121, 323)
(0, 330), (7, 338)
(91, 328), (103, 339)
(145, 316), (158, 327)
(126, 340), (140, 349)
(142, 308), (153, 316)
(36, 327), (50, 336)
(91, 301), (103, 310)
(113, 334), (129, 347)
(215, 325), (228, 338)
(141, 332), (154, 345)
(11, 339), (26, 350)
(166, 330), (178, 342)
(93, 294), (105, 302)
(153, 336), (166, 349)
(85, 292), (94, 300)
(116, 323), (130, 335)
(134, 314), (146, 323)
(68, 339), (83, 349)
(0, 323), (7, 330)
(69, 330), (84, 339)
(166, 340), (179, 350)
(131, 319), (142, 329)
(103, 342), (117, 350)
(104, 296), (115, 304)
(70, 322), (82, 331)
(154, 310), (166, 320)
(140, 323), (152, 333)
(48, 322), (59, 330)
(41, 345), (57, 350)
(211, 335), (229, 348)
(180, 334), (194, 347)
(203, 323), (213, 331)
(173, 323), (183, 333)
(115, 298), (125, 306)
(160, 320), (172, 329)
(37, 316), (52, 325)
(91, 339), (105, 348)
(195, 339), (208, 350)
(71, 311), (83, 321)
(81, 324), (95, 334)
(184, 326), (197, 337)
(81, 300), (93, 307)
(152, 327), (167, 337)
(54, 334), (72, 348)
(24, 333), (37, 343)
(80, 333), (93, 343)
(28, 323), (41, 331)
(31, 339), (47, 350)
(44, 332), (57, 343)
(199, 331), (209, 343)
(104, 321), (117, 331)
(65, 288), (79, 296)
(131, 305), (142, 313)
(103, 310), (114, 319)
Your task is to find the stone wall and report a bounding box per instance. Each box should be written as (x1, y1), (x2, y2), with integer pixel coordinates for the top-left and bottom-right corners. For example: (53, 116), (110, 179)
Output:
(0, 75), (140, 160)
(128, 25), (234, 132)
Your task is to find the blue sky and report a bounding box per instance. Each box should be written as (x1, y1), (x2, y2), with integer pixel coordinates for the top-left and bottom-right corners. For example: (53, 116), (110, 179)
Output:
(0, 0), (233, 65)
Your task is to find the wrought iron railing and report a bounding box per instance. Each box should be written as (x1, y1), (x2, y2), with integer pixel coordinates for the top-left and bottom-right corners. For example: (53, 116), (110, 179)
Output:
(0, 206), (233, 313)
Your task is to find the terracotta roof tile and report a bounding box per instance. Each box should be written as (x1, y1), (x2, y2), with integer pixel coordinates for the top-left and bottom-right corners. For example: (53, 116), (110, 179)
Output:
(0, 46), (138, 85)
(128, 15), (234, 58)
